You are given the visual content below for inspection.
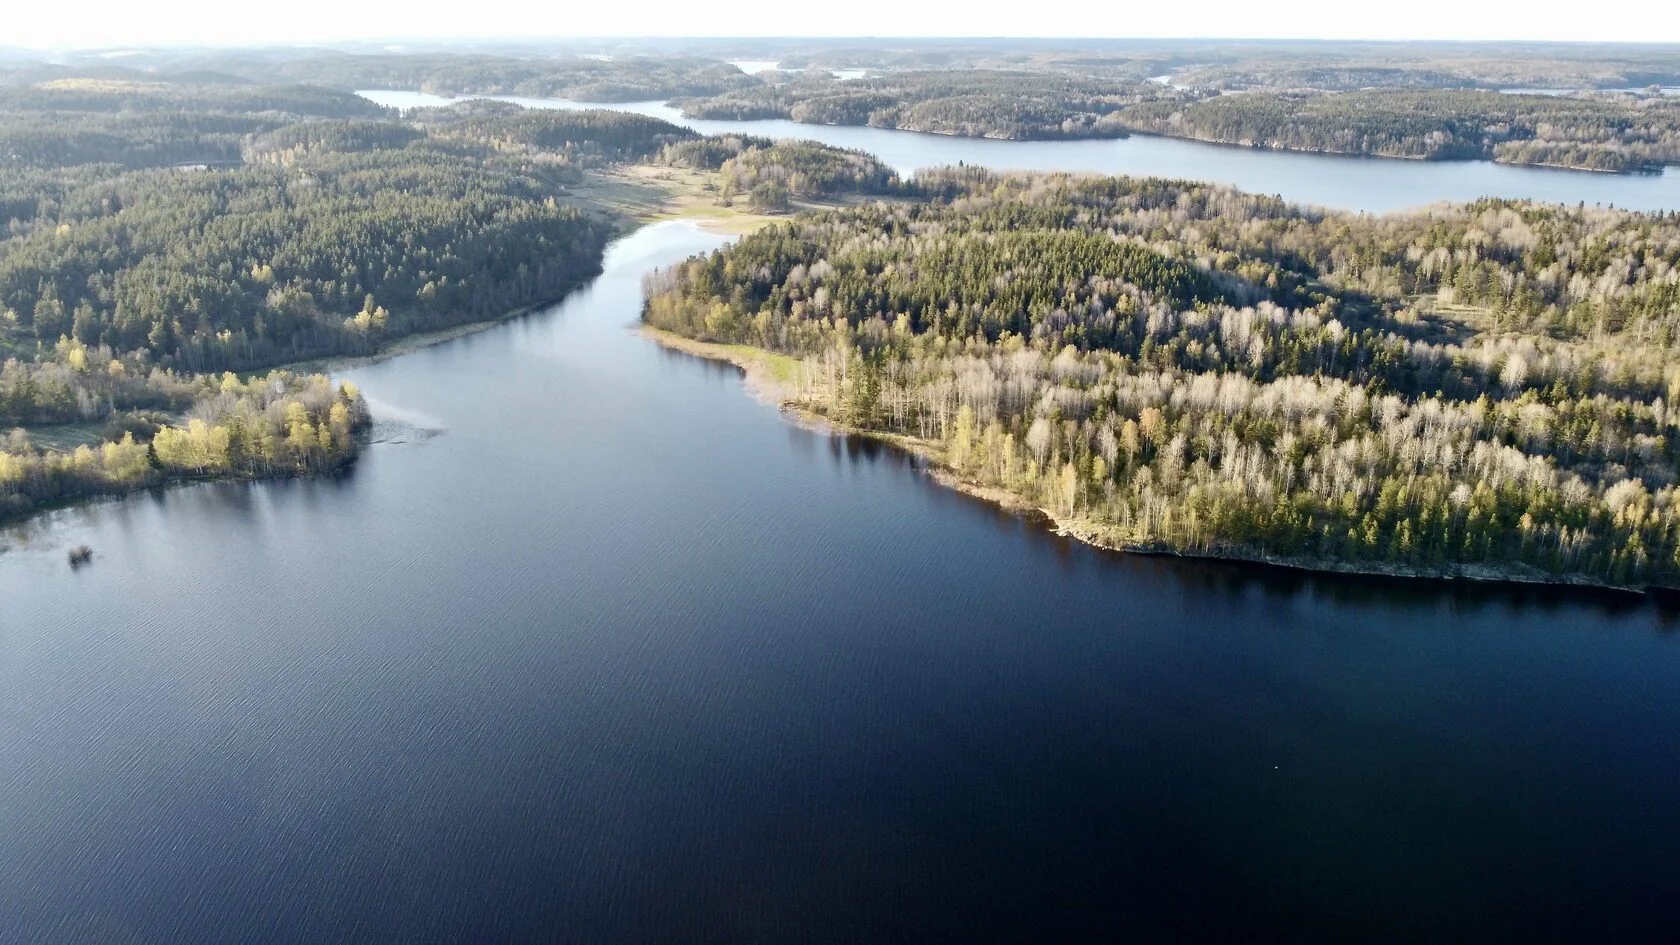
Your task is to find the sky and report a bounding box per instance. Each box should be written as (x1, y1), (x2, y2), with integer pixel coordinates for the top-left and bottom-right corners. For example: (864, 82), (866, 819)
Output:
(5, 0), (1680, 49)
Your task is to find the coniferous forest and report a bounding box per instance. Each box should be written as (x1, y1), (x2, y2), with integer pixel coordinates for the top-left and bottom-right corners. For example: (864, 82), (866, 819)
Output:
(646, 170), (1680, 587)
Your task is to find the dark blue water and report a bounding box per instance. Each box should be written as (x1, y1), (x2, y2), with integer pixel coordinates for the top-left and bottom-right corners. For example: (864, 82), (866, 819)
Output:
(5, 223), (1680, 943)
(361, 89), (1680, 214)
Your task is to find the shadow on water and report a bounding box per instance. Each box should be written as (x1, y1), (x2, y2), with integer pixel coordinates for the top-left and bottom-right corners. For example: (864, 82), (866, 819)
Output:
(653, 343), (747, 383)
(1, 463), (365, 559)
(641, 320), (1678, 637)
(817, 421), (1673, 628)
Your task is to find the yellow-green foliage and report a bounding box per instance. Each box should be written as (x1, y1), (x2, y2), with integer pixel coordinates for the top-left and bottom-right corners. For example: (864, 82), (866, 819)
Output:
(647, 172), (1680, 587)
(0, 370), (370, 522)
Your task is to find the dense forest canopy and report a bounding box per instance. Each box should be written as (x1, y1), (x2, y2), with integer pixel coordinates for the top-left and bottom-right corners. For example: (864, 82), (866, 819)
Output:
(657, 136), (900, 210)
(0, 77), (391, 170)
(646, 170), (1680, 587)
(0, 74), (712, 373)
(0, 145), (613, 372)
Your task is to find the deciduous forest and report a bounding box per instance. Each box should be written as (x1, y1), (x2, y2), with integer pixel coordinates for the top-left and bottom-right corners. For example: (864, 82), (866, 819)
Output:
(646, 170), (1680, 587)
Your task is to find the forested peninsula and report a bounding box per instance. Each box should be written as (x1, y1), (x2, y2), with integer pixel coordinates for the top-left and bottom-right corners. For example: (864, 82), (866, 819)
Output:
(645, 170), (1680, 589)
(0, 75), (695, 525)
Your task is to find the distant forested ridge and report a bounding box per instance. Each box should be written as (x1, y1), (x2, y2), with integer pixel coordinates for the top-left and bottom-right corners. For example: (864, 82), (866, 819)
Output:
(646, 170), (1680, 588)
(1114, 90), (1680, 172)
(91, 45), (1677, 169)
(676, 70), (1165, 139)
(254, 53), (761, 103)
(745, 40), (1680, 92)
(0, 78), (390, 169)
(673, 67), (1680, 169)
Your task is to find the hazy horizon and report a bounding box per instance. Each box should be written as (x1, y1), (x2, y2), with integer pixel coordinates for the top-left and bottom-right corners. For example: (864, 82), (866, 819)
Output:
(9, 0), (1680, 50)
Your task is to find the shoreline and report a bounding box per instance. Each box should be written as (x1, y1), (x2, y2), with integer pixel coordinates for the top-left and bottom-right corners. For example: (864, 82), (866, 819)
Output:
(291, 162), (793, 377)
(1115, 128), (1660, 175)
(640, 327), (1659, 597)
(0, 454), (360, 554)
(285, 303), (549, 376)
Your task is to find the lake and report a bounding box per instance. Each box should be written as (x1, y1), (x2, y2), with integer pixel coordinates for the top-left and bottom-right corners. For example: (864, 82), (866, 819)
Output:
(7, 219), (1680, 943)
(360, 89), (1680, 214)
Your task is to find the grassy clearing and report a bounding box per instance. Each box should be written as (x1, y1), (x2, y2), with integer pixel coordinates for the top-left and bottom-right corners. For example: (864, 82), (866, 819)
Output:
(16, 423), (108, 452)
(575, 163), (856, 235)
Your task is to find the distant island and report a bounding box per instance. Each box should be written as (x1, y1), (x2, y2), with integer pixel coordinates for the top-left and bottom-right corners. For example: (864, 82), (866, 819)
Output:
(195, 47), (1680, 172)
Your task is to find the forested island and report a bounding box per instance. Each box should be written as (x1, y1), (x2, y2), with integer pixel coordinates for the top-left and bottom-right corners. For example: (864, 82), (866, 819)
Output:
(645, 170), (1680, 589)
(656, 136), (899, 210)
